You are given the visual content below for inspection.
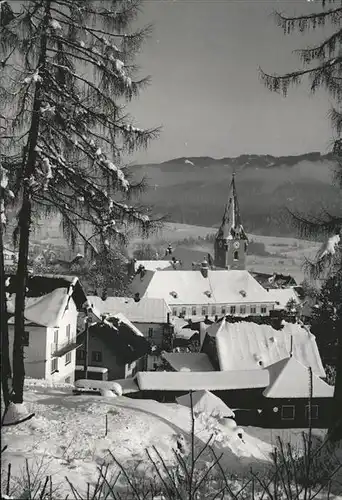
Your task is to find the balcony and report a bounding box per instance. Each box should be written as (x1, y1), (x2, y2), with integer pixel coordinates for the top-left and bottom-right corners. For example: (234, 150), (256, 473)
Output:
(51, 337), (84, 357)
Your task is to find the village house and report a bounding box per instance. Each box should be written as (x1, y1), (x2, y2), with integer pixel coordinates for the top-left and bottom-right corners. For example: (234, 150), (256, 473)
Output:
(76, 315), (152, 380)
(87, 296), (173, 348)
(3, 247), (18, 270)
(5, 274), (88, 384)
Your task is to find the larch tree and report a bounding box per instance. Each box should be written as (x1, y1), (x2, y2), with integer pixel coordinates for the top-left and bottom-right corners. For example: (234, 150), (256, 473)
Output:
(0, 0), (160, 405)
(260, 0), (342, 441)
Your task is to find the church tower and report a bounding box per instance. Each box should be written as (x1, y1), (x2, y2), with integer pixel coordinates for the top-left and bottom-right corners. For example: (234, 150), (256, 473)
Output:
(214, 174), (248, 270)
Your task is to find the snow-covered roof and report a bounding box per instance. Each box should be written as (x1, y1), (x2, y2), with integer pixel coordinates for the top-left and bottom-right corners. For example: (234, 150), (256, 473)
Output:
(176, 390), (235, 417)
(263, 357), (334, 399)
(205, 320), (326, 378)
(130, 269), (276, 305)
(266, 288), (301, 310)
(162, 353), (215, 372)
(88, 296), (171, 323)
(7, 288), (74, 328)
(109, 312), (144, 337)
(136, 370), (269, 391)
(134, 260), (172, 272)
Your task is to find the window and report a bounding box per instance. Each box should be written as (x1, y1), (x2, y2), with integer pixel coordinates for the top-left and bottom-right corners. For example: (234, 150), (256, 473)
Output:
(221, 306), (226, 315)
(230, 306), (236, 315)
(92, 351), (102, 363)
(305, 405), (319, 420)
(261, 305), (267, 314)
(181, 307), (187, 317)
(281, 405), (295, 420)
(51, 357), (58, 374)
(202, 306), (208, 316)
(66, 324), (71, 343)
(65, 351), (72, 365)
(77, 349), (85, 361)
(148, 327), (153, 338)
(53, 329), (58, 344)
(172, 308), (178, 316)
(250, 306), (256, 314)
(239, 306), (246, 315)
(192, 306), (197, 316)
(23, 331), (29, 347)
(233, 251), (239, 261)
(211, 306), (216, 316)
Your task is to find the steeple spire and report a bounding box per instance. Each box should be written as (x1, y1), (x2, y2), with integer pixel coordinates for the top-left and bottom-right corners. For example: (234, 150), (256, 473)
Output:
(217, 173), (247, 241)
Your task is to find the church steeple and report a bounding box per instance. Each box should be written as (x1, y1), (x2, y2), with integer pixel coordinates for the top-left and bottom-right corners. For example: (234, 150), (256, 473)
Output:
(214, 174), (248, 270)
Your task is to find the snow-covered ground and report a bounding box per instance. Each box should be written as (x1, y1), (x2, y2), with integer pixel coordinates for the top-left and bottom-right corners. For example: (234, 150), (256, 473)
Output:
(1, 379), (341, 499)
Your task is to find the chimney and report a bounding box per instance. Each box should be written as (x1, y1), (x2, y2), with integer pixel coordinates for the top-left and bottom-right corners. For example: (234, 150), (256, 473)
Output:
(201, 259), (209, 278)
(167, 312), (170, 324)
(134, 292), (140, 302)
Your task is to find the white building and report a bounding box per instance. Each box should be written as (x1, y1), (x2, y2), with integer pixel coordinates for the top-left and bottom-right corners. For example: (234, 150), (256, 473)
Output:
(6, 275), (87, 384)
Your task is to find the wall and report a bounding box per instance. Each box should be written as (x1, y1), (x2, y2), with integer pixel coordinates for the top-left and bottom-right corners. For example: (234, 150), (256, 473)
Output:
(169, 302), (274, 318)
(134, 322), (165, 347)
(8, 324), (47, 379)
(77, 332), (126, 381)
(45, 298), (78, 384)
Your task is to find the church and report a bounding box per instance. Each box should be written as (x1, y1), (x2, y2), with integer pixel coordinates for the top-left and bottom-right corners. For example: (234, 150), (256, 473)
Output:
(130, 175), (277, 319)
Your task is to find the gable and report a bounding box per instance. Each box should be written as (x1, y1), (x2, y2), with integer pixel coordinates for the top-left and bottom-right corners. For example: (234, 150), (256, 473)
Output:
(264, 357), (334, 398)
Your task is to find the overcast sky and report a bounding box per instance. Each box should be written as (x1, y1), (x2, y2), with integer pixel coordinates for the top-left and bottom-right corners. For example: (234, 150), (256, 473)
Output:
(128, 0), (334, 163)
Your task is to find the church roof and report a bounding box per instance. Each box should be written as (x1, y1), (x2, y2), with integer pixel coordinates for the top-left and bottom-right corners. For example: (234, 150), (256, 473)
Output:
(263, 356), (333, 399)
(216, 174), (247, 241)
(130, 269), (275, 306)
(204, 319), (326, 377)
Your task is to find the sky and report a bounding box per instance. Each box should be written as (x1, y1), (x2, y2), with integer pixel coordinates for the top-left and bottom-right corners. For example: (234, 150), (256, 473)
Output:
(128, 0), (334, 163)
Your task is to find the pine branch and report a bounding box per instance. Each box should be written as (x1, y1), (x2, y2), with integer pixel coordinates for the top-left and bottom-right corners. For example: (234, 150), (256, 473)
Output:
(273, 5), (342, 35)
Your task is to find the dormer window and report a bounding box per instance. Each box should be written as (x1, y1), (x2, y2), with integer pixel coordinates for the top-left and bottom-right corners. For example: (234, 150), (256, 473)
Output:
(170, 291), (178, 298)
(204, 290), (211, 298)
(239, 290), (247, 298)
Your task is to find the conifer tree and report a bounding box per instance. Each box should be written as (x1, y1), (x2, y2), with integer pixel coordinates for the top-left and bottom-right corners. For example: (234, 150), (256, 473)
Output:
(260, 0), (342, 441)
(0, 0), (160, 404)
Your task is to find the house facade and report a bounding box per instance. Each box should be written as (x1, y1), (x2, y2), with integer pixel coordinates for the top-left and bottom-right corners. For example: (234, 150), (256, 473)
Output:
(6, 275), (87, 384)
(76, 316), (152, 380)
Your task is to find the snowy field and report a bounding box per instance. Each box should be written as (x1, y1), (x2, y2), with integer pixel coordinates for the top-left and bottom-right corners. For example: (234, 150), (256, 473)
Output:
(2, 379), (341, 499)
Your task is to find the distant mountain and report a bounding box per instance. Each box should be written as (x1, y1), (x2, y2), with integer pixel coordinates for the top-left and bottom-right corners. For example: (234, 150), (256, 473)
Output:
(129, 152), (341, 237)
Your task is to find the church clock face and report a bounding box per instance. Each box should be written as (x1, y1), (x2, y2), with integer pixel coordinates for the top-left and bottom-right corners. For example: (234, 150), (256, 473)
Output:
(233, 241), (240, 249)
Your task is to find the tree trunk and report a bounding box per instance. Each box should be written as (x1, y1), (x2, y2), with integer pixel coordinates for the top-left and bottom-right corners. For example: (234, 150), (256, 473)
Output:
(329, 325), (342, 442)
(12, 0), (50, 404)
(0, 221), (12, 409)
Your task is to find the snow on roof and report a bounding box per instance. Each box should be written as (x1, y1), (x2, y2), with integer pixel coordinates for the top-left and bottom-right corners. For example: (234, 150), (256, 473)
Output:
(7, 288), (72, 328)
(266, 288), (300, 310)
(88, 296), (171, 323)
(162, 353), (215, 372)
(206, 320), (326, 378)
(108, 312), (144, 337)
(136, 370), (269, 391)
(176, 390), (235, 417)
(263, 357), (334, 399)
(135, 260), (172, 271)
(130, 270), (276, 305)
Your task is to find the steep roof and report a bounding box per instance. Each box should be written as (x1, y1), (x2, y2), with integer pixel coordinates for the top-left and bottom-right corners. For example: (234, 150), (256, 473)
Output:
(162, 352), (215, 372)
(136, 369), (269, 391)
(216, 174), (247, 241)
(130, 269), (276, 306)
(251, 272), (297, 290)
(263, 357), (334, 398)
(176, 390), (235, 417)
(205, 319), (326, 377)
(5, 273), (87, 310)
(87, 296), (171, 323)
(7, 288), (73, 328)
